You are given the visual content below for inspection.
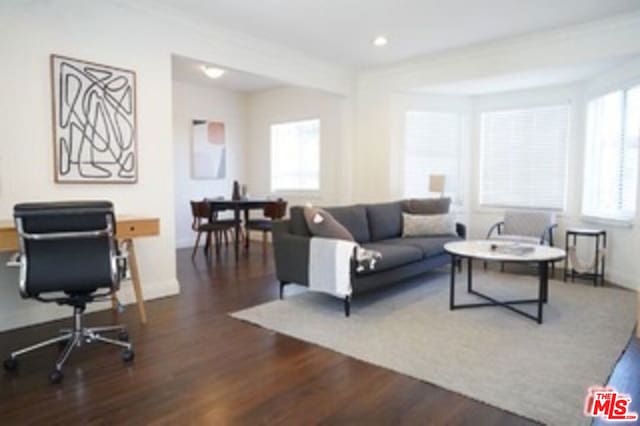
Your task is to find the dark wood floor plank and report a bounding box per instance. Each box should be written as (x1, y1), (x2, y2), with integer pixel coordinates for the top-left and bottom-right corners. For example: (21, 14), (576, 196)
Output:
(0, 246), (636, 425)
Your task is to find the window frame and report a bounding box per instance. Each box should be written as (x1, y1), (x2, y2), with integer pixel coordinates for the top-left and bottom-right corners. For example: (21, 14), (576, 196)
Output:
(401, 109), (465, 205)
(269, 117), (321, 195)
(477, 103), (571, 212)
(581, 84), (640, 225)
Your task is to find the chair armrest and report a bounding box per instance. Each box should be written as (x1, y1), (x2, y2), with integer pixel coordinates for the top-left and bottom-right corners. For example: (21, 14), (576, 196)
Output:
(272, 220), (310, 286)
(541, 223), (558, 245)
(486, 221), (504, 239)
(455, 223), (467, 239)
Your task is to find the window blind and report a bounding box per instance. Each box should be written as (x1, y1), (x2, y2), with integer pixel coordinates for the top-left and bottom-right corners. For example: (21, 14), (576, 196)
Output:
(582, 86), (639, 221)
(403, 110), (462, 200)
(479, 105), (570, 210)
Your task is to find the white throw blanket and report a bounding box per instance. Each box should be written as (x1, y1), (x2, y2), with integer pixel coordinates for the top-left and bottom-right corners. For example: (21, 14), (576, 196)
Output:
(309, 237), (358, 297)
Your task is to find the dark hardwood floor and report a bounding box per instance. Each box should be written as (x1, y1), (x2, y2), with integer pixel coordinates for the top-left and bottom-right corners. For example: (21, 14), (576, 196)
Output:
(0, 245), (638, 425)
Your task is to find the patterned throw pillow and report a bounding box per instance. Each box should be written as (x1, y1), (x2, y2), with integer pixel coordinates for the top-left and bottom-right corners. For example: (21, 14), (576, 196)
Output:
(402, 213), (455, 237)
(303, 206), (355, 241)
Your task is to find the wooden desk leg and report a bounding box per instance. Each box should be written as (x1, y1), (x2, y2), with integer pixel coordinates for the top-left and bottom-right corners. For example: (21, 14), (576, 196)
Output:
(126, 238), (148, 324)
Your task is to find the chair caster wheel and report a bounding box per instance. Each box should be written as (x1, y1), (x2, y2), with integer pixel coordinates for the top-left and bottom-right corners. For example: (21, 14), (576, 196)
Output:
(3, 358), (18, 371)
(117, 331), (129, 342)
(49, 369), (63, 384)
(121, 349), (135, 362)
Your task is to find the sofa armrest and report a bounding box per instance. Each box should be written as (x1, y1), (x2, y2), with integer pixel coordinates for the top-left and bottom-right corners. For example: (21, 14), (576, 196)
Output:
(272, 220), (310, 286)
(456, 222), (467, 239)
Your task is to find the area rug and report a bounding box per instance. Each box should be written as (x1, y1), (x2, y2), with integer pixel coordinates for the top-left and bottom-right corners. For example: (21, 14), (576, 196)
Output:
(231, 269), (636, 425)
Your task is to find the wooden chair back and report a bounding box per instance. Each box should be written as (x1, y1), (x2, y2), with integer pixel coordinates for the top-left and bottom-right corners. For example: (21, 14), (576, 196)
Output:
(190, 201), (211, 231)
(264, 200), (287, 220)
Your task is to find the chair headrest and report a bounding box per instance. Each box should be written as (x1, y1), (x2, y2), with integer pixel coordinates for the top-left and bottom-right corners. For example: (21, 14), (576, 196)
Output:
(14, 201), (114, 218)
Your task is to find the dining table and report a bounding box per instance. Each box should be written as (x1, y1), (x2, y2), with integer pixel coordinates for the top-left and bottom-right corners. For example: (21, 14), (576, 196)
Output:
(204, 198), (275, 261)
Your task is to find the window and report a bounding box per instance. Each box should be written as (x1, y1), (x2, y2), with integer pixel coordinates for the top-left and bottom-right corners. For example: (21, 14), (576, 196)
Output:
(403, 110), (463, 201)
(270, 119), (320, 192)
(479, 105), (570, 210)
(582, 86), (639, 222)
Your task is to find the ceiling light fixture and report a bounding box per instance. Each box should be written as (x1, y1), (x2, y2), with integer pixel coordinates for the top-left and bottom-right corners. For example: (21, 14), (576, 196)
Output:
(201, 66), (225, 79)
(372, 35), (388, 47)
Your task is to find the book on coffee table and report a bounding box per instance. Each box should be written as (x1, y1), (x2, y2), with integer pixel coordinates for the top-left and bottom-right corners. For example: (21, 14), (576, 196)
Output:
(492, 243), (535, 256)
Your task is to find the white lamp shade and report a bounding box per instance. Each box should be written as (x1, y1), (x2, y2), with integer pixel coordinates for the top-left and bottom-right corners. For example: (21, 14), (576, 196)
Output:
(428, 174), (446, 194)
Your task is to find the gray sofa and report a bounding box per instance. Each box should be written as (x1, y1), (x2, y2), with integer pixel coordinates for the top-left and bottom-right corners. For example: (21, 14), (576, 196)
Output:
(272, 200), (466, 316)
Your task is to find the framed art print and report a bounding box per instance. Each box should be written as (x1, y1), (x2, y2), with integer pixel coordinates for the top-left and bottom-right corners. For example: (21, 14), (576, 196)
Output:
(51, 54), (138, 183)
(191, 119), (226, 179)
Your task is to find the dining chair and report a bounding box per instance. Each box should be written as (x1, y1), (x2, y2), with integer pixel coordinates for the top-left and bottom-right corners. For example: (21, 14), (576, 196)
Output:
(190, 200), (235, 259)
(245, 200), (288, 251)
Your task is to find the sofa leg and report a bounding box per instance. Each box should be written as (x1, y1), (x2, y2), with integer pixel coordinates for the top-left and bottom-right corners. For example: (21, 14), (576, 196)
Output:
(344, 296), (351, 317)
(279, 281), (288, 300)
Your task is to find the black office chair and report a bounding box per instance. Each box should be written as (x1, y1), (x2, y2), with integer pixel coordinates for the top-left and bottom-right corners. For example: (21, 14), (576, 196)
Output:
(3, 201), (134, 384)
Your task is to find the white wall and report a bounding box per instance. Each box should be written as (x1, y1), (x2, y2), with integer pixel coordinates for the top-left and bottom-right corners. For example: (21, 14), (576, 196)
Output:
(0, 0), (354, 331)
(245, 87), (353, 208)
(0, 1), (179, 331)
(172, 81), (247, 248)
(466, 77), (640, 289)
(385, 77), (640, 289)
(354, 12), (640, 203)
(353, 13), (640, 291)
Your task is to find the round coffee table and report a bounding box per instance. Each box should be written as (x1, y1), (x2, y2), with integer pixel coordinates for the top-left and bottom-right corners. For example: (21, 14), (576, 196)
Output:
(444, 240), (566, 324)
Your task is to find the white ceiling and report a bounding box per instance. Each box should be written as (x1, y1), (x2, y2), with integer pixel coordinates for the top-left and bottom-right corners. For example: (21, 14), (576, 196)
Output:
(155, 0), (640, 67)
(171, 54), (284, 92)
(415, 56), (638, 95)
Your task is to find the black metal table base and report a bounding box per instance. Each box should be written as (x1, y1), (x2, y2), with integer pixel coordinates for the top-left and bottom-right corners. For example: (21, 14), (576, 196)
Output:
(449, 256), (549, 324)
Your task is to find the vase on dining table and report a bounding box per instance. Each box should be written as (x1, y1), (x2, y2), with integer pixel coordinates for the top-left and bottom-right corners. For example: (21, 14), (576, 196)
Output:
(232, 180), (240, 200)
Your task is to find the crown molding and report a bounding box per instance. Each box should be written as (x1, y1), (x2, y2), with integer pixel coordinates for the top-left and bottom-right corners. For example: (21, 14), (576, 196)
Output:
(109, 0), (356, 96)
(359, 10), (640, 91)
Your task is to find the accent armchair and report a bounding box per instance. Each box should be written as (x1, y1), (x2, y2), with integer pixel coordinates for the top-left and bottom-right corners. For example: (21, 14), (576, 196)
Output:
(486, 209), (558, 274)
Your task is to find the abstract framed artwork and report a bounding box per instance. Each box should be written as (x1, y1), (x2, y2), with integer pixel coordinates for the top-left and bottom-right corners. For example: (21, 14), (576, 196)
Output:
(50, 54), (138, 183)
(191, 120), (226, 179)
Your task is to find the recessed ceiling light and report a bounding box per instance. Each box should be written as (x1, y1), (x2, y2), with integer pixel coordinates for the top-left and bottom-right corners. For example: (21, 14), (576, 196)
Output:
(372, 36), (388, 47)
(201, 66), (225, 79)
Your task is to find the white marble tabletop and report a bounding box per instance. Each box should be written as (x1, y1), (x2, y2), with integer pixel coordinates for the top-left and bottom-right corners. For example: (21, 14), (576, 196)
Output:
(444, 240), (566, 262)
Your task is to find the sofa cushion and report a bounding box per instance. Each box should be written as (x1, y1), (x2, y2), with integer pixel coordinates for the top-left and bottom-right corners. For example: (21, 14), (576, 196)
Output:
(402, 198), (451, 215)
(325, 205), (371, 243)
(366, 201), (403, 241)
(288, 206), (311, 236)
(402, 213), (456, 237)
(358, 241), (423, 275)
(383, 235), (461, 258)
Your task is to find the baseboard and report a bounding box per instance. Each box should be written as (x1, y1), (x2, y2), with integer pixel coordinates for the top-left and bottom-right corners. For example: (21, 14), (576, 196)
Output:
(0, 278), (180, 333)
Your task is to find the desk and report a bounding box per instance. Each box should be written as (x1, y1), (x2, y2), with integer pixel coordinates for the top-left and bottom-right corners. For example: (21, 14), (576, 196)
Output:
(0, 215), (159, 324)
(205, 199), (271, 261)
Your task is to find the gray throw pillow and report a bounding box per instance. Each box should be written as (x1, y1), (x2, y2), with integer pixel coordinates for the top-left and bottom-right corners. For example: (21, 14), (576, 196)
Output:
(303, 206), (355, 241)
(402, 197), (451, 215)
(402, 213), (456, 237)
